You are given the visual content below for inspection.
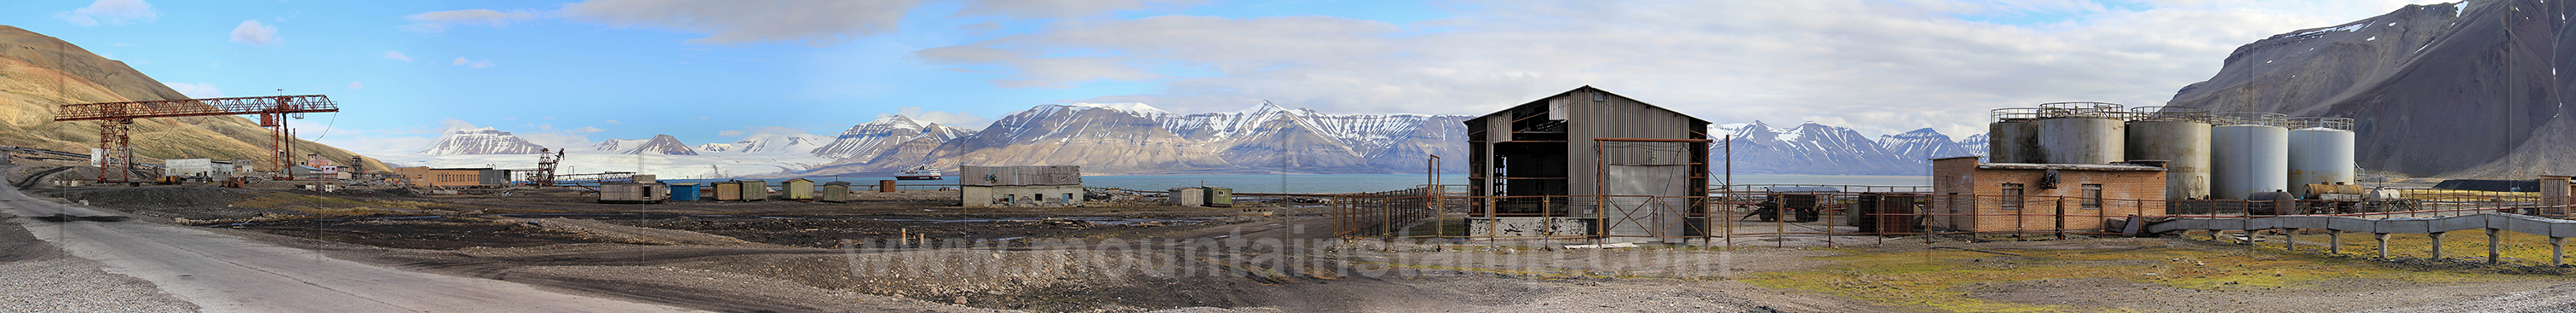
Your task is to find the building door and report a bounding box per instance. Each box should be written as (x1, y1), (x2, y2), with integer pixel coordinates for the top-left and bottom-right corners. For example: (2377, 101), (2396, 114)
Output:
(1605, 164), (1689, 243)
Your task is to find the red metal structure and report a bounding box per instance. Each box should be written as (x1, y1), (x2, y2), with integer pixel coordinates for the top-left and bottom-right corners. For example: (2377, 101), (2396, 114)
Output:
(52, 95), (339, 183)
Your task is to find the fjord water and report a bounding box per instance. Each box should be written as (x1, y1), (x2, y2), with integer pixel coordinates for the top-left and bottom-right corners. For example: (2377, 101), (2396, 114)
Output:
(677, 174), (1930, 194)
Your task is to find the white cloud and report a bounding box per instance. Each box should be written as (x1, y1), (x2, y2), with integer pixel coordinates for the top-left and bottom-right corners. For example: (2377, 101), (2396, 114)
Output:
(916, 0), (2456, 137)
(604, 119), (621, 125)
(560, 0), (928, 45)
(894, 107), (992, 130)
(402, 9), (540, 32)
(56, 0), (157, 26)
(437, 119), (480, 132)
(515, 124), (606, 148)
(164, 82), (222, 98)
(718, 126), (805, 138)
(451, 56), (495, 68)
(953, 0), (1205, 19)
(348, 81), (365, 90)
(229, 20), (282, 46)
(382, 50), (413, 61)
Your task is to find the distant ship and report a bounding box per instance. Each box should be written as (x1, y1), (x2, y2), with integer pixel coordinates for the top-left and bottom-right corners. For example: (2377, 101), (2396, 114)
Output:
(895, 165), (942, 180)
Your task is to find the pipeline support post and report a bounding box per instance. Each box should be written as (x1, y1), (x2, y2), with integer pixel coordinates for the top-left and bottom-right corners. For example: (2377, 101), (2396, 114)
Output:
(2487, 229), (2502, 264)
(2376, 233), (2390, 258)
(2285, 229), (2297, 252)
(2431, 232), (2446, 261)
(2554, 237), (2567, 266)
(2329, 230), (2341, 255)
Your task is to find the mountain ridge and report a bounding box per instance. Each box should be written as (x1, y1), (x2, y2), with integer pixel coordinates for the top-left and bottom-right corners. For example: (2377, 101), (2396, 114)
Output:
(0, 25), (391, 171)
(2167, 1), (2571, 178)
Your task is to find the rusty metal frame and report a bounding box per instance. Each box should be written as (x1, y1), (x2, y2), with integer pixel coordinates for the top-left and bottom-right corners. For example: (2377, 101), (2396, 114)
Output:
(54, 95), (340, 182)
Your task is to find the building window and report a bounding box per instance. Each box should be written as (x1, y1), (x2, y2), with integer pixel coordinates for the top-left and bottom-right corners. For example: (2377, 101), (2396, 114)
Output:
(2000, 183), (2024, 210)
(2081, 184), (2103, 209)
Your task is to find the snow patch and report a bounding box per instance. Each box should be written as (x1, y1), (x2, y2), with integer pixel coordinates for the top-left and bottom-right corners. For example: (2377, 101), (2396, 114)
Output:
(1065, 102), (1171, 116)
(2366, 36), (2377, 41)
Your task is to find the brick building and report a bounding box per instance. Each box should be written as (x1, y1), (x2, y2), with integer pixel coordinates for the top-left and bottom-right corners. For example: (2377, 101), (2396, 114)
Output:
(1929, 156), (2166, 233)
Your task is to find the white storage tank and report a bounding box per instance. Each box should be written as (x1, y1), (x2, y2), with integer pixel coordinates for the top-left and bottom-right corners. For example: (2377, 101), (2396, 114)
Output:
(2211, 113), (2290, 200)
(2125, 107), (2213, 200)
(2286, 117), (2355, 197)
(1987, 108), (2044, 163)
(2038, 101), (2125, 165)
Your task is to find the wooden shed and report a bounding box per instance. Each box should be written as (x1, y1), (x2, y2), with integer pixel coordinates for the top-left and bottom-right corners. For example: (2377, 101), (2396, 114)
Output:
(783, 178), (815, 200)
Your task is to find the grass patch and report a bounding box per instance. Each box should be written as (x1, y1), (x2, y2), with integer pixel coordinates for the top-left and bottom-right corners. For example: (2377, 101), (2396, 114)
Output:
(2205, 229), (2575, 267)
(1740, 241), (2544, 312)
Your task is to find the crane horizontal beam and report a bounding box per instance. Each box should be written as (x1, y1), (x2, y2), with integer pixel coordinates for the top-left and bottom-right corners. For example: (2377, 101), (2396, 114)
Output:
(53, 95), (338, 121)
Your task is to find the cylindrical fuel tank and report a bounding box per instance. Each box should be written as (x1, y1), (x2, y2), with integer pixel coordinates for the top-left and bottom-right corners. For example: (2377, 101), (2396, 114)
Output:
(2211, 113), (2290, 200)
(1987, 108), (2043, 163)
(2287, 117), (2355, 197)
(2038, 102), (2125, 165)
(2126, 121), (2211, 200)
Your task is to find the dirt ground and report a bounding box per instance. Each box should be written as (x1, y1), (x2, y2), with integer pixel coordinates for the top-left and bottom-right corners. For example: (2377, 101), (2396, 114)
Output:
(11, 165), (2576, 312)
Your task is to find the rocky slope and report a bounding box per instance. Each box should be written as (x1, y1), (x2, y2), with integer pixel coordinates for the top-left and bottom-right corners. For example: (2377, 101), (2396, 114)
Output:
(0, 26), (389, 171)
(2168, 1), (2573, 177)
(417, 127), (549, 155)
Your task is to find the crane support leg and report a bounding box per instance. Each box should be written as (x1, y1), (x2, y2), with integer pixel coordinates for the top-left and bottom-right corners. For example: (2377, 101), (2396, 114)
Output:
(96, 119), (132, 183)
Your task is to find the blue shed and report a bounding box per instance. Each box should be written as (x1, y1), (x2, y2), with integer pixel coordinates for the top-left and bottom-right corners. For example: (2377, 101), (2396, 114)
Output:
(670, 183), (702, 201)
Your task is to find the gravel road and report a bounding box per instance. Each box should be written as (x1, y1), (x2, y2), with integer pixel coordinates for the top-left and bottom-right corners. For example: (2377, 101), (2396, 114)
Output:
(0, 165), (702, 313)
(0, 211), (196, 313)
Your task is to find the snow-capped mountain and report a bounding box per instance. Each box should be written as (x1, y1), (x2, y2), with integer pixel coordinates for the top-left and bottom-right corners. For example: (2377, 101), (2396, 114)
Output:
(1958, 133), (1988, 158)
(416, 127), (550, 155)
(698, 132), (833, 154)
(592, 134), (699, 155)
(796, 102), (1469, 176)
(809, 115), (954, 159)
(1720, 121), (1919, 175)
(1877, 128), (1985, 164)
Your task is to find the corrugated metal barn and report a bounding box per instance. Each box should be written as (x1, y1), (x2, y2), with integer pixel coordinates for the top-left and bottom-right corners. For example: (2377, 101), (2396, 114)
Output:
(1465, 86), (1711, 243)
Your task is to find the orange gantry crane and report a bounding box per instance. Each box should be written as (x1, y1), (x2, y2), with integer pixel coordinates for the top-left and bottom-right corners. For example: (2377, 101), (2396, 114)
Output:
(52, 95), (339, 183)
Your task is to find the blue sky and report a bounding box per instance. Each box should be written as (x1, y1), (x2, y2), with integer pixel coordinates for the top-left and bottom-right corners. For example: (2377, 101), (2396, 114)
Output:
(7, 0), (2456, 158)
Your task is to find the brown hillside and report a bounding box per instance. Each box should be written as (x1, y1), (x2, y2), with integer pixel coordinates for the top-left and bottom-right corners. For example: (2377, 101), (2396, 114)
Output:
(0, 26), (389, 171)
(2168, 1), (2571, 178)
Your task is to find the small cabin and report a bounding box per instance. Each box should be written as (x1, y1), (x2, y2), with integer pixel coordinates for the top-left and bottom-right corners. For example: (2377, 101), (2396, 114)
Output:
(599, 183), (670, 204)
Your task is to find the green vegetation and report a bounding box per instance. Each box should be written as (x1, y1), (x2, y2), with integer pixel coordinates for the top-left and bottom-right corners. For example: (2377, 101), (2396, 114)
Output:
(1741, 242), (2544, 313)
